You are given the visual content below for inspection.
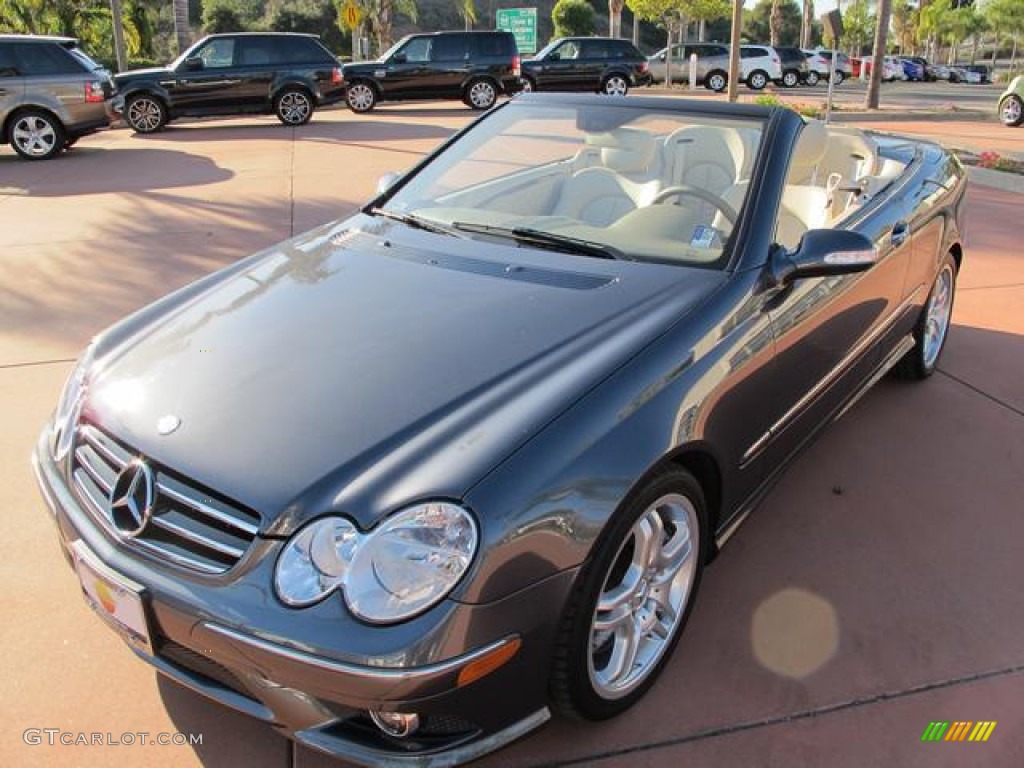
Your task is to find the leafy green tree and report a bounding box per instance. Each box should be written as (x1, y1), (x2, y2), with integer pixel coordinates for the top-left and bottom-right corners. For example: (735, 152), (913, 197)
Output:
(743, 0), (801, 46)
(553, 0), (596, 36)
(841, 0), (875, 55)
(983, 0), (1024, 68)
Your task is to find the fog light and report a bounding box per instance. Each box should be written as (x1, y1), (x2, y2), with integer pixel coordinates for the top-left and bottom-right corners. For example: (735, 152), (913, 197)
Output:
(369, 710), (420, 738)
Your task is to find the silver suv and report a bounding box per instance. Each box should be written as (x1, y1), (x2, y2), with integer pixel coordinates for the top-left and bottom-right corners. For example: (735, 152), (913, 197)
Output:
(1, 35), (114, 160)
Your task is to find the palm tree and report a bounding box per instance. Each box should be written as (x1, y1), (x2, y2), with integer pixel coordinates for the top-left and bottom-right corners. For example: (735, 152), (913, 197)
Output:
(609, 0), (624, 37)
(173, 0), (190, 54)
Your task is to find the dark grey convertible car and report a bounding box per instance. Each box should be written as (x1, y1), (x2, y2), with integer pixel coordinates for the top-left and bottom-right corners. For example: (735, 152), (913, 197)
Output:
(34, 95), (966, 765)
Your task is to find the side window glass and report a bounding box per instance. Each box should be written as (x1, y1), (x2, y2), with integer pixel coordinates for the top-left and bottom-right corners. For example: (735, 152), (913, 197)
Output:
(237, 39), (273, 67)
(554, 41), (580, 60)
(14, 44), (79, 75)
(399, 37), (432, 63)
(0, 45), (18, 77)
(581, 41), (607, 58)
(432, 35), (467, 61)
(199, 38), (236, 69)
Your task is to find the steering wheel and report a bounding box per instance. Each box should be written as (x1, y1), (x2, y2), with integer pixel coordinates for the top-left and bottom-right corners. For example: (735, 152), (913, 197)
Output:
(651, 185), (738, 226)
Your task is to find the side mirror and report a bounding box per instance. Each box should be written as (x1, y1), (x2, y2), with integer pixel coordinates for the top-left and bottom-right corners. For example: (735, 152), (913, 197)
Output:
(771, 229), (877, 285)
(184, 56), (204, 71)
(376, 171), (402, 196)
(392, 52), (407, 64)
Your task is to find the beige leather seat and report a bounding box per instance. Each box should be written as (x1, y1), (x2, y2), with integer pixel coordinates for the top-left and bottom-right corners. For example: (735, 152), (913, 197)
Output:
(818, 126), (879, 215)
(553, 128), (659, 226)
(661, 125), (747, 196)
(773, 119), (831, 249)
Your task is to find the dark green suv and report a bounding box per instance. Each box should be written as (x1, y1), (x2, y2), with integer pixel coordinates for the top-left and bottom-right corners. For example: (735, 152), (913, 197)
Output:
(1, 35), (114, 160)
(113, 32), (345, 133)
(342, 31), (522, 113)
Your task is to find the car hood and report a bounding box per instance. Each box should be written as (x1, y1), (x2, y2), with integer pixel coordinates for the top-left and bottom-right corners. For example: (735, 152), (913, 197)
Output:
(85, 215), (724, 533)
(342, 61), (386, 76)
(114, 66), (172, 83)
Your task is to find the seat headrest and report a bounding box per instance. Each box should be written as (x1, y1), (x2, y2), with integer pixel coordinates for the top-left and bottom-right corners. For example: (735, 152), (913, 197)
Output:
(586, 128), (657, 174)
(789, 119), (828, 176)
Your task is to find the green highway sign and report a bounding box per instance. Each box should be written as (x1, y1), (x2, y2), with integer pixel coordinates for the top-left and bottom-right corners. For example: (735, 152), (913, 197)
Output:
(496, 8), (538, 54)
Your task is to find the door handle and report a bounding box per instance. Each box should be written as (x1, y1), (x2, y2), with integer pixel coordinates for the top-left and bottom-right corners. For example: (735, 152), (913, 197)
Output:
(890, 221), (911, 247)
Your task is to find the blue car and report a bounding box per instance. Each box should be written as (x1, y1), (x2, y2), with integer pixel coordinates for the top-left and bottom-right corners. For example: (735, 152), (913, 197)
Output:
(900, 58), (925, 82)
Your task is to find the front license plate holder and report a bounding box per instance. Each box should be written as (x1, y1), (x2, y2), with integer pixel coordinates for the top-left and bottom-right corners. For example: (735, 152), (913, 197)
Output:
(72, 541), (153, 656)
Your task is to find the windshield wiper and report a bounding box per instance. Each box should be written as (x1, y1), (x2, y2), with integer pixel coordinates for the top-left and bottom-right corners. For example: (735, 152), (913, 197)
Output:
(451, 221), (628, 261)
(369, 208), (464, 238)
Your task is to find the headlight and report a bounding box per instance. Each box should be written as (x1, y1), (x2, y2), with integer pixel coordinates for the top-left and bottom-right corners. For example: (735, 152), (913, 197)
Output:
(273, 502), (478, 624)
(51, 345), (94, 462)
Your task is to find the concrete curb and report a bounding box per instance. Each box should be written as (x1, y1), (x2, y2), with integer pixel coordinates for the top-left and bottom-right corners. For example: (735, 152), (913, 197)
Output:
(966, 166), (1024, 194)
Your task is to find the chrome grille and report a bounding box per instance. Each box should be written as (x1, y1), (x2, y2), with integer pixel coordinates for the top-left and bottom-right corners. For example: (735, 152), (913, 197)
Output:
(71, 423), (261, 575)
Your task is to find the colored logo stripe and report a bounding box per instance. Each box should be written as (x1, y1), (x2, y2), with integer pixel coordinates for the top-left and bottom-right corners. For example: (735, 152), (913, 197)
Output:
(921, 721), (996, 742)
(921, 722), (949, 741)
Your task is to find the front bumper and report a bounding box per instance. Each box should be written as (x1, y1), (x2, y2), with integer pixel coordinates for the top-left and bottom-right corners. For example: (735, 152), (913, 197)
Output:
(33, 430), (574, 766)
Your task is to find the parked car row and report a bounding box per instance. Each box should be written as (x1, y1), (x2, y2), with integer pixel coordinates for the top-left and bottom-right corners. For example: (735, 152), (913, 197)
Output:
(646, 43), (854, 91)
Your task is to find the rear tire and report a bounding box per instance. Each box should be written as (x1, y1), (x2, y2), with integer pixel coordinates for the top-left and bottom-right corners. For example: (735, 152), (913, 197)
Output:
(275, 87), (314, 125)
(124, 94), (167, 134)
(346, 81), (377, 113)
(465, 78), (498, 110)
(832, 70), (845, 85)
(550, 467), (707, 721)
(601, 74), (629, 96)
(521, 76), (536, 93)
(894, 252), (958, 380)
(9, 109), (65, 160)
(999, 95), (1023, 127)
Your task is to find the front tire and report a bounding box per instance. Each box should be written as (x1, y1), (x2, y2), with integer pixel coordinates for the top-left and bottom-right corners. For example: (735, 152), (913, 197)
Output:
(521, 76), (536, 93)
(465, 78), (498, 110)
(275, 87), (314, 125)
(832, 70), (845, 85)
(124, 94), (167, 134)
(782, 70), (800, 88)
(747, 70), (768, 90)
(707, 70), (727, 92)
(346, 81), (377, 114)
(551, 468), (707, 720)
(602, 74), (629, 96)
(805, 70), (820, 86)
(999, 95), (1023, 127)
(894, 252), (958, 380)
(9, 110), (65, 160)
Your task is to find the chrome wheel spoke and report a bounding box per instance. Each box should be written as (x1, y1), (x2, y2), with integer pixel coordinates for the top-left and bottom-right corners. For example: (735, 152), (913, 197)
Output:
(633, 512), (664, 570)
(599, 615), (643, 686)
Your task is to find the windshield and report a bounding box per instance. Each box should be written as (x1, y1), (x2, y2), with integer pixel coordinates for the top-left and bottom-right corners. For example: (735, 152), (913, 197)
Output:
(379, 36), (411, 62)
(377, 101), (765, 269)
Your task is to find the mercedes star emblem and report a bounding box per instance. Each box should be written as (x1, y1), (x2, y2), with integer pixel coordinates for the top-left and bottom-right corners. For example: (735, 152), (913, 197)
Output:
(109, 460), (155, 538)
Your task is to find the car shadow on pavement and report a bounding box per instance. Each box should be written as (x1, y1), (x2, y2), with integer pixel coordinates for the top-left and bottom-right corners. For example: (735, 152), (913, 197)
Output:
(132, 117), (457, 145)
(0, 194), (349, 362)
(0, 147), (233, 197)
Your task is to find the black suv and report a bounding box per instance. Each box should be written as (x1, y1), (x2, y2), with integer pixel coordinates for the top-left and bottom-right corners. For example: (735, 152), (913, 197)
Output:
(521, 37), (652, 95)
(772, 46), (810, 87)
(113, 32), (345, 133)
(1, 35), (114, 160)
(342, 31), (521, 113)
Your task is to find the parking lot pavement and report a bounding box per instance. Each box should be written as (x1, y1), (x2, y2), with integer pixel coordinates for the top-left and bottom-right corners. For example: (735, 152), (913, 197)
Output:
(2, 103), (1021, 768)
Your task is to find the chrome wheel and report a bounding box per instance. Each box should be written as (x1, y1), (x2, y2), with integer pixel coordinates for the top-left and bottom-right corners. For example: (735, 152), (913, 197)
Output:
(1000, 96), (1023, 127)
(467, 80), (497, 109)
(346, 83), (376, 113)
(805, 70), (820, 86)
(588, 494), (698, 699)
(747, 71), (767, 90)
(277, 90), (312, 125)
(603, 75), (629, 96)
(832, 70), (845, 85)
(783, 71), (799, 87)
(11, 113), (60, 159)
(922, 263), (954, 368)
(521, 77), (535, 93)
(126, 96), (165, 133)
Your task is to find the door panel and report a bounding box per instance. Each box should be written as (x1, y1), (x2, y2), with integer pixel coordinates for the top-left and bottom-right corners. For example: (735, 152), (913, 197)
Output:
(171, 37), (246, 114)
